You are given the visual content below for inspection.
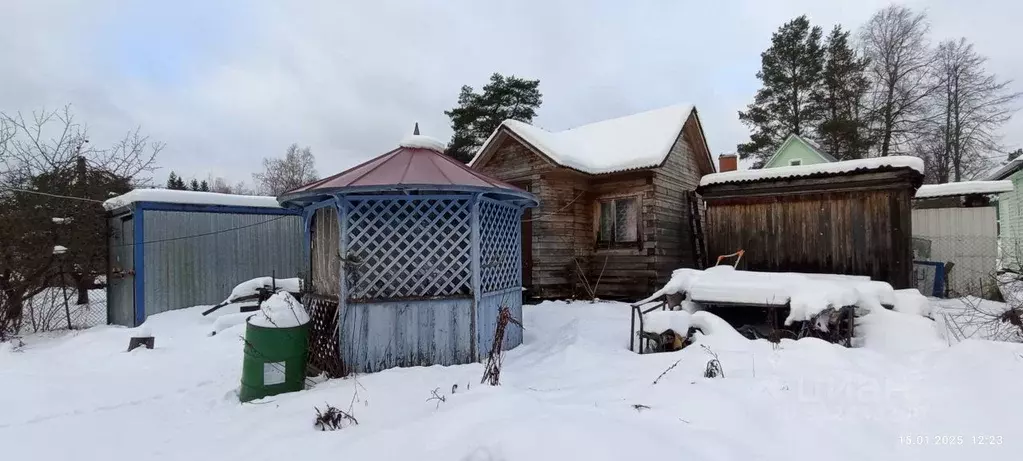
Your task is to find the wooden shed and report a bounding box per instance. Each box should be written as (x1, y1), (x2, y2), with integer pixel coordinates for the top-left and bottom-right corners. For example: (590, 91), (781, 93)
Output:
(697, 157), (925, 288)
(278, 134), (537, 375)
(470, 104), (716, 300)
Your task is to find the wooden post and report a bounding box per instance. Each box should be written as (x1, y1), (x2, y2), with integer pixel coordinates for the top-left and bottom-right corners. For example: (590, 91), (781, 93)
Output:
(469, 195), (481, 360)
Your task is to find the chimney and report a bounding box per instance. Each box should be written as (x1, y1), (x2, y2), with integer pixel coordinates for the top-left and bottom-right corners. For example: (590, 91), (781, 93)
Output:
(719, 153), (737, 172)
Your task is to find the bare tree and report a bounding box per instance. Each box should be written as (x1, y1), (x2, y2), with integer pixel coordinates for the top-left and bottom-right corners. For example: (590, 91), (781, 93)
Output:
(920, 38), (1021, 182)
(252, 144), (318, 196)
(206, 175), (255, 195)
(0, 106), (162, 334)
(860, 5), (936, 156)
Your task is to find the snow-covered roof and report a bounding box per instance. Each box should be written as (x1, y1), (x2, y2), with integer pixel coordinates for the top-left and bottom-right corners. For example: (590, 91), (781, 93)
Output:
(700, 156), (925, 187)
(103, 189), (282, 211)
(470, 104), (709, 175)
(398, 134), (445, 152)
(987, 158), (1023, 180)
(914, 180), (1014, 199)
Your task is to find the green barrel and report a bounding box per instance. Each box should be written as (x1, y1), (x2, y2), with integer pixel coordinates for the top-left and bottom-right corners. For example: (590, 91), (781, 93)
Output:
(239, 317), (310, 402)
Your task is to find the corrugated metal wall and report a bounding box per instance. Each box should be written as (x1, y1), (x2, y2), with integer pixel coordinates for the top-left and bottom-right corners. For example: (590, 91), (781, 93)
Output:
(107, 215), (135, 326)
(142, 211), (304, 316)
(912, 207), (998, 297)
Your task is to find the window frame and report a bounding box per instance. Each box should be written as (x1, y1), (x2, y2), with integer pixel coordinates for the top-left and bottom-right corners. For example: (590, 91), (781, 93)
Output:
(595, 195), (642, 250)
(789, 159), (802, 166)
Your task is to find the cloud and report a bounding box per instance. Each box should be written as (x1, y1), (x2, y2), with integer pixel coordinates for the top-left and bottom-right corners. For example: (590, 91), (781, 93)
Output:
(2, 0), (1020, 184)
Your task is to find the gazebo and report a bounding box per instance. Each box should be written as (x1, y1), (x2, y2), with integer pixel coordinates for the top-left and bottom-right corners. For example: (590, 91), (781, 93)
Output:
(278, 131), (538, 375)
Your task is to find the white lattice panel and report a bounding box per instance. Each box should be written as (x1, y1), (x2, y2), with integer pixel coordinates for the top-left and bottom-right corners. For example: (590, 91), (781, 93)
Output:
(345, 197), (472, 300)
(479, 199), (521, 294)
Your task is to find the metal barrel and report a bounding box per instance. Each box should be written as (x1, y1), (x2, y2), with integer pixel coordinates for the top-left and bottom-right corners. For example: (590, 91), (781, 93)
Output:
(239, 318), (310, 402)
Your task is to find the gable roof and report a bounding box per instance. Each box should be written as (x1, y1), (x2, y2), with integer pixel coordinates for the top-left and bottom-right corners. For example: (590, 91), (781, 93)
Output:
(763, 134), (837, 167)
(469, 103), (714, 175)
(987, 158), (1023, 180)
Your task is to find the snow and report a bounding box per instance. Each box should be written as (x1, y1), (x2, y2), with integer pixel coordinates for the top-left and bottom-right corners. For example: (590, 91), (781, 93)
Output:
(637, 266), (896, 324)
(52, 245), (67, 254)
(642, 310), (693, 335)
(700, 156), (926, 187)
(932, 296), (1023, 343)
(4, 298), (1023, 461)
(51, 217), (71, 224)
(103, 189), (282, 210)
(915, 180), (1014, 198)
(470, 104), (699, 174)
(225, 277), (302, 303)
(398, 134), (446, 152)
(892, 289), (932, 318)
(247, 292), (309, 328)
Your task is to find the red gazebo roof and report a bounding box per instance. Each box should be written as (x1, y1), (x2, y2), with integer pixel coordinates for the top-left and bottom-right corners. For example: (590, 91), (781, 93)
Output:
(278, 135), (534, 205)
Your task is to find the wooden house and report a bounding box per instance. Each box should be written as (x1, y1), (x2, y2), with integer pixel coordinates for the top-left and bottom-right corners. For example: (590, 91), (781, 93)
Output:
(988, 159), (1023, 266)
(697, 157), (925, 289)
(469, 104), (716, 300)
(762, 133), (836, 168)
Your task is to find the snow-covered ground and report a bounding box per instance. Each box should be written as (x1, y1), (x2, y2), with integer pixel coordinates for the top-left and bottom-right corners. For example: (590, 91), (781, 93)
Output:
(2, 300), (1021, 460)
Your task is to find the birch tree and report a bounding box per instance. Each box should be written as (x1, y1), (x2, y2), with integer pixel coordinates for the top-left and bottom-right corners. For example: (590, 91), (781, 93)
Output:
(923, 38), (1020, 182)
(860, 5), (935, 156)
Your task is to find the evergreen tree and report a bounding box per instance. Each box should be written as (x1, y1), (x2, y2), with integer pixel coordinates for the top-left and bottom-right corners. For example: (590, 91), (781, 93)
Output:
(166, 172), (187, 190)
(199, 179), (210, 192)
(815, 26), (871, 160)
(189, 178), (200, 191)
(444, 73), (542, 163)
(738, 16), (825, 164)
(1009, 149), (1023, 162)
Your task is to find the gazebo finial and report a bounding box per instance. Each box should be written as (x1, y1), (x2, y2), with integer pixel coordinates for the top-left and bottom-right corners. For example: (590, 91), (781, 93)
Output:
(413, 122), (420, 135)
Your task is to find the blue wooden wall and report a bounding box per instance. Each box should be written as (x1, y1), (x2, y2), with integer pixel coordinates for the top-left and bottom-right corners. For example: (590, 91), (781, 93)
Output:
(477, 288), (524, 357)
(316, 191), (529, 374)
(339, 298), (475, 374)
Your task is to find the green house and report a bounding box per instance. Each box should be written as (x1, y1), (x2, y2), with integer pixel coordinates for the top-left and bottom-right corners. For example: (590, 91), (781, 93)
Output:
(763, 134), (836, 168)
(988, 158), (1023, 264)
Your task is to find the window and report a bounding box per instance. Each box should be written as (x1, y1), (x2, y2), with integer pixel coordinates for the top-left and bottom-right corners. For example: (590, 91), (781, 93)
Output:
(789, 159), (802, 166)
(597, 197), (639, 247)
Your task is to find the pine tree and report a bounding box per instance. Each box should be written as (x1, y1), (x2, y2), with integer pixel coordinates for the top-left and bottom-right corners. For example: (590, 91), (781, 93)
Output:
(199, 179), (210, 192)
(444, 73), (542, 163)
(189, 178), (200, 191)
(815, 26), (871, 160)
(738, 16), (825, 164)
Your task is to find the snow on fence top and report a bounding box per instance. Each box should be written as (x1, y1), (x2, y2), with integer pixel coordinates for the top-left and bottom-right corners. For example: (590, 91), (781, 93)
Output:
(699, 156), (925, 187)
(637, 266), (896, 325)
(103, 189), (282, 211)
(914, 180), (1013, 199)
(470, 103), (697, 175)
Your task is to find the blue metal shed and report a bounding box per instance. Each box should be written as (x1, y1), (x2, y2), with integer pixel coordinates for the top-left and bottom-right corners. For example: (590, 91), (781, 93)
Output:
(104, 191), (305, 326)
(279, 134), (538, 374)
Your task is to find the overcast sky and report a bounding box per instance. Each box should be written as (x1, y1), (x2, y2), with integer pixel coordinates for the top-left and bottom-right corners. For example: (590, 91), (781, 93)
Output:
(3, 0), (1021, 185)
